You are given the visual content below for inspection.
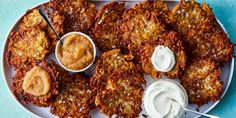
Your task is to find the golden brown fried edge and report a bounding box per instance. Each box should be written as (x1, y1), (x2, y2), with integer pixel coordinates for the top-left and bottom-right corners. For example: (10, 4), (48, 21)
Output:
(181, 59), (223, 106)
(170, 0), (216, 38)
(7, 28), (50, 69)
(19, 7), (64, 45)
(91, 49), (139, 92)
(191, 28), (233, 62)
(95, 70), (145, 117)
(119, 0), (168, 61)
(50, 73), (94, 118)
(49, 0), (96, 33)
(133, 0), (171, 24)
(6, 8), (64, 69)
(170, 0), (233, 62)
(92, 1), (125, 52)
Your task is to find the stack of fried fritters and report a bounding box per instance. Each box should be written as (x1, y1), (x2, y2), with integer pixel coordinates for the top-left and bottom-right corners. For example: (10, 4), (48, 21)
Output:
(7, 0), (234, 117)
(8, 0), (97, 117)
(170, 0), (233, 106)
(91, 49), (145, 117)
(7, 7), (64, 69)
(170, 0), (233, 62)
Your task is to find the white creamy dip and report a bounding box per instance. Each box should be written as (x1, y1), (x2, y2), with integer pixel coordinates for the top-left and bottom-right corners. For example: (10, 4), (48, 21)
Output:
(143, 79), (188, 118)
(151, 45), (175, 72)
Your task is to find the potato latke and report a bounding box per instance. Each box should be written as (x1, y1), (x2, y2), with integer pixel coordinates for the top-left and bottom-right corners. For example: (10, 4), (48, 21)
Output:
(92, 1), (125, 52)
(181, 59), (223, 106)
(95, 70), (145, 117)
(170, 0), (233, 62)
(49, 0), (96, 33)
(119, 1), (168, 60)
(50, 74), (94, 117)
(91, 49), (139, 92)
(140, 31), (186, 79)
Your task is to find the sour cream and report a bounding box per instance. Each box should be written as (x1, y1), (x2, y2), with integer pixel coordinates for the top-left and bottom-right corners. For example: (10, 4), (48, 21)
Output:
(143, 79), (188, 118)
(151, 45), (175, 72)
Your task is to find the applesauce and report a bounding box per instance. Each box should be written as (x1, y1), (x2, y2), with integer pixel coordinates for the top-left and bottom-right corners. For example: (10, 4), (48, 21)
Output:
(56, 33), (94, 71)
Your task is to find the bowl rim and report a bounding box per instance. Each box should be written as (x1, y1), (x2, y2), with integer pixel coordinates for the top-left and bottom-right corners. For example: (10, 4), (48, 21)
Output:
(142, 78), (189, 117)
(1, 1), (234, 118)
(55, 31), (96, 73)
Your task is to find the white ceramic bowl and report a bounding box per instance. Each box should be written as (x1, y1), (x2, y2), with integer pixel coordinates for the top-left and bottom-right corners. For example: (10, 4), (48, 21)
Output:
(143, 79), (188, 118)
(55, 32), (96, 73)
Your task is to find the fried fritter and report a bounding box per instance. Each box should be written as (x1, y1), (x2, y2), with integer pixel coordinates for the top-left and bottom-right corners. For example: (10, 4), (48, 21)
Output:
(92, 1), (125, 52)
(91, 49), (138, 92)
(95, 70), (145, 117)
(191, 28), (233, 62)
(106, 70), (145, 91)
(49, 0), (96, 33)
(12, 60), (59, 107)
(19, 8), (64, 46)
(119, 1), (168, 60)
(7, 28), (50, 69)
(7, 8), (64, 69)
(19, 9), (48, 32)
(50, 74), (94, 118)
(170, 0), (216, 39)
(181, 59), (223, 106)
(92, 49), (146, 117)
(133, 0), (170, 24)
(170, 0), (233, 62)
(140, 31), (186, 79)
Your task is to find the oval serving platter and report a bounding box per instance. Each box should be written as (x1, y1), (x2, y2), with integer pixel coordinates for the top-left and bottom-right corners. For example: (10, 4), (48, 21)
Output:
(2, 0), (234, 118)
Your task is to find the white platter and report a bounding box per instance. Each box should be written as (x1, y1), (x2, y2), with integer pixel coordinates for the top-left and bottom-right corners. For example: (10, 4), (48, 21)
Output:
(2, 0), (234, 118)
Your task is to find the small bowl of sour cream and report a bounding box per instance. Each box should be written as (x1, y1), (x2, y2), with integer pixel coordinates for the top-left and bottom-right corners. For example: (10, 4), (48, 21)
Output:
(143, 79), (188, 118)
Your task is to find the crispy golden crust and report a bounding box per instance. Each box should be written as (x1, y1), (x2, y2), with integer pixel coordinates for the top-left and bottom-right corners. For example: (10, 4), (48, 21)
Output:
(106, 71), (146, 91)
(7, 29), (50, 69)
(95, 70), (145, 117)
(49, 0), (96, 33)
(19, 9), (48, 32)
(19, 8), (64, 46)
(170, 0), (233, 62)
(119, 1), (167, 60)
(7, 8), (64, 69)
(91, 49), (139, 91)
(140, 31), (186, 79)
(191, 28), (233, 62)
(92, 49), (145, 117)
(170, 0), (216, 39)
(133, 0), (170, 24)
(12, 61), (59, 107)
(181, 59), (223, 106)
(92, 2), (125, 52)
(50, 74), (94, 118)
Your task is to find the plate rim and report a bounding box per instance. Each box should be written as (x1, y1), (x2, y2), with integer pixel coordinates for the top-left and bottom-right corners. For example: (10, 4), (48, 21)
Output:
(1, 1), (50, 118)
(1, 1), (234, 118)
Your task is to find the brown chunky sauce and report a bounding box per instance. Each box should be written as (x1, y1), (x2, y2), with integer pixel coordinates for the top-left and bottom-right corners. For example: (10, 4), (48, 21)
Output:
(57, 33), (94, 70)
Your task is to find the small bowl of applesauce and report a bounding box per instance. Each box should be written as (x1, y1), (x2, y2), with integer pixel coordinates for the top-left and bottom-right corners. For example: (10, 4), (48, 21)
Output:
(55, 32), (96, 72)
